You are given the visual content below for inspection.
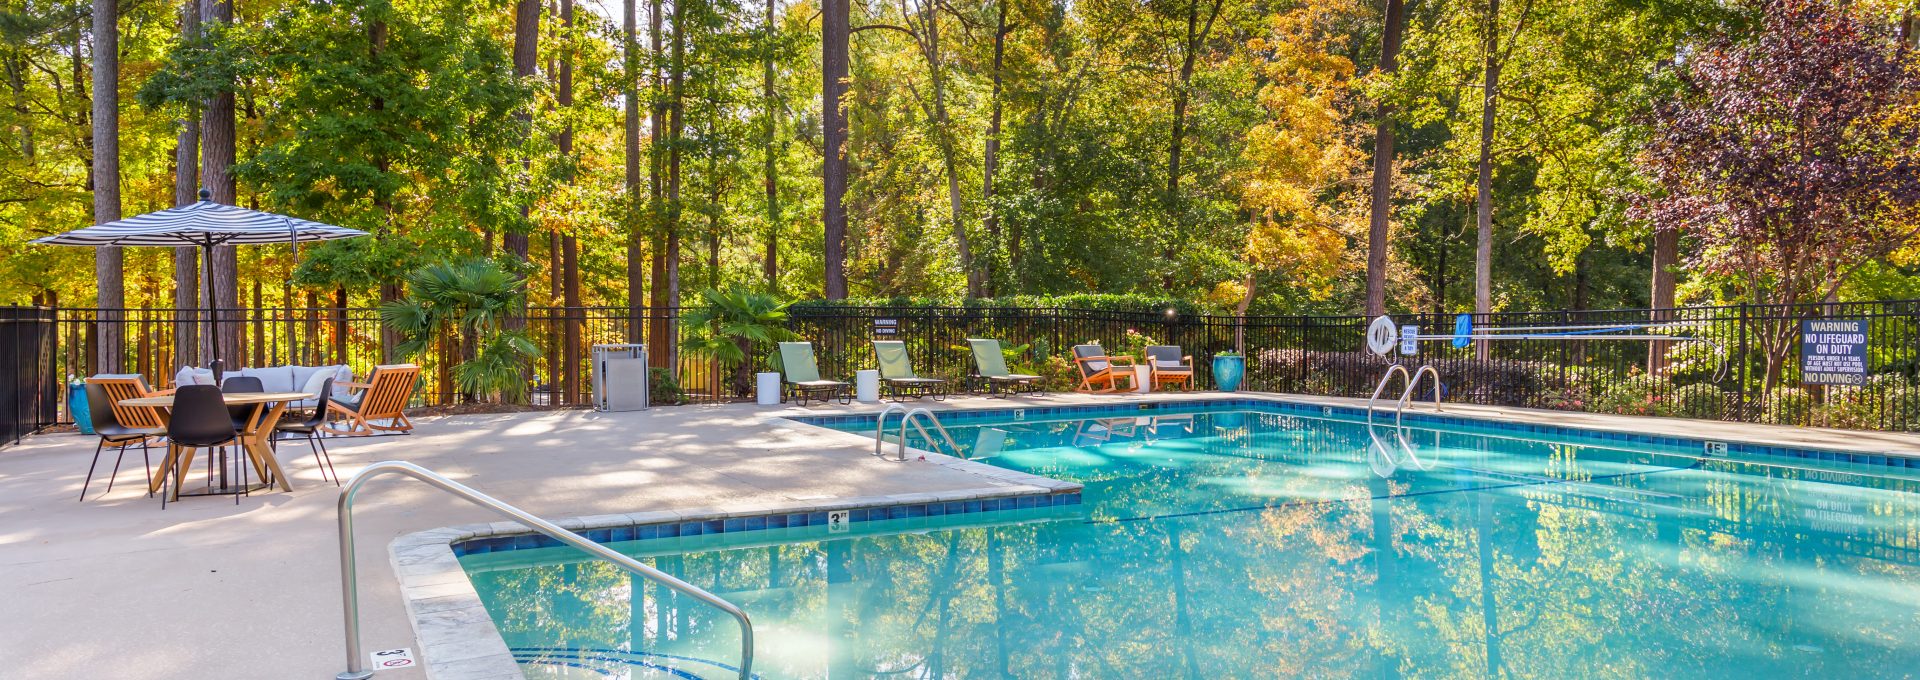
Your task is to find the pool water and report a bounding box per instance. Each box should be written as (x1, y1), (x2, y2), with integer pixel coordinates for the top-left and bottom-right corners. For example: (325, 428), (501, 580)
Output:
(460, 406), (1920, 679)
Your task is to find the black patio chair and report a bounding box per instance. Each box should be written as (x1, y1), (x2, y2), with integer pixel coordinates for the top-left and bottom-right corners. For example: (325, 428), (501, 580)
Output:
(274, 377), (340, 486)
(222, 375), (264, 433)
(78, 382), (163, 501)
(162, 385), (246, 507)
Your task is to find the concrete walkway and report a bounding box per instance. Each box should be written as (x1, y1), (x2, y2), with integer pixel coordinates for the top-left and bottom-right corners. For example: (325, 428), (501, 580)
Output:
(4, 391), (1917, 680)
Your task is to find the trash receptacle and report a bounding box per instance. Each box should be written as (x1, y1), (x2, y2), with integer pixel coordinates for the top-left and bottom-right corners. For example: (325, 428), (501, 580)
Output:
(591, 344), (649, 411)
(69, 381), (94, 435)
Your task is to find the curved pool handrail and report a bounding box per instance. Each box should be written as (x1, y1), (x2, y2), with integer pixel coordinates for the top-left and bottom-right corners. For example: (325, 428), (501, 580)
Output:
(1367, 364), (1413, 427)
(1393, 364), (1443, 427)
(333, 461), (754, 680)
(899, 407), (963, 461)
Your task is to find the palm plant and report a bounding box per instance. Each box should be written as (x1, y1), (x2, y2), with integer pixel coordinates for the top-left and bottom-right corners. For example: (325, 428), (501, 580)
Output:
(379, 259), (540, 403)
(683, 286), (798, 398)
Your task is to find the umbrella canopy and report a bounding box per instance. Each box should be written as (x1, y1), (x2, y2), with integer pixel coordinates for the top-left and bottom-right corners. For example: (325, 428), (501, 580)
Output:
(30, 196), (369, 368)
(30, 199), (367, 248)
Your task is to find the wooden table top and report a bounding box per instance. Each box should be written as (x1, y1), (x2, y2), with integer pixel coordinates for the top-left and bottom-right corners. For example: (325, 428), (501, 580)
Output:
(119, 391), (314, 408)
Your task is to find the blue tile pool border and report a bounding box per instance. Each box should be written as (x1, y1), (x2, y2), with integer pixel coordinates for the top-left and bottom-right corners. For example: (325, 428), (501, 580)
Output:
(451, 490), (1083, 557)
(789, 396), (1920, 472)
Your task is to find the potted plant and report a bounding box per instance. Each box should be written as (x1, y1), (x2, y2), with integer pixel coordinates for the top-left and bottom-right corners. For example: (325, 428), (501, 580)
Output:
(1212, 351), (1246, 392)
(1119, 329), (1157, 393)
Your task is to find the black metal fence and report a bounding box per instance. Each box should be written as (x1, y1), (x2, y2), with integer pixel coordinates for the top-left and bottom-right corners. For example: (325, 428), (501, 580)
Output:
(1, 306), (57, 446)
(11, 299), (1920, 439)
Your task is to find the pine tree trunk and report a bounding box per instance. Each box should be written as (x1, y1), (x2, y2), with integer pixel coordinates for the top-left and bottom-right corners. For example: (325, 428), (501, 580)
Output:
(506, 0), (540, 265)
(559, 0), (582, 404)
(1648, 226), (1679, 373)
(200, 0), (241, 365)
(93, 0), (124, 374)
(624, 0), (644, 341)
(822, 0), (850, 299)
(647, 0), (668, 367)
(1364, 0), (1407, 317)
(1473, 0), (1500, 361)
(762, 0), (780, 292)
(172, 0), (201, 370)
(982, 2), (1007, 297)
(663, 3), (684, 374)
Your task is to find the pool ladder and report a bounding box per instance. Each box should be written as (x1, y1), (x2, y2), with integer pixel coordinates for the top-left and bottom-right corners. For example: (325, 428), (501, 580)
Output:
(332, 461), (755, 680)
(1367, 363), (1441, 428)
(875, 403), (963, 461)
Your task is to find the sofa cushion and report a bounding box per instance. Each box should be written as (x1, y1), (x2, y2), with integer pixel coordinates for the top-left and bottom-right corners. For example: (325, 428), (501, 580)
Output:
(251, 366), (297, 393)
(173, 366), (216, 387)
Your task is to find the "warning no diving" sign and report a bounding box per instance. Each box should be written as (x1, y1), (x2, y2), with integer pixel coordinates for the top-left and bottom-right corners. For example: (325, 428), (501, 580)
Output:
(1801, 319), (1869, 386)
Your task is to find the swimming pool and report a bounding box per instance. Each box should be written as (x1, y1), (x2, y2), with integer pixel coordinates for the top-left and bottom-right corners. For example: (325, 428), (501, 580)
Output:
(457, 400), (1920, 678)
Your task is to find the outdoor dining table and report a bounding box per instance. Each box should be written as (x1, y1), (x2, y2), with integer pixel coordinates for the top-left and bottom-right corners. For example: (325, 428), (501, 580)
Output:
(118, 391), (311, 500)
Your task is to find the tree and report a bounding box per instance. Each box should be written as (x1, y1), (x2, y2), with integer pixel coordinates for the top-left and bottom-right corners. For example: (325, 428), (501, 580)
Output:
(91, 0), (123, 373)
(380, 259), (541, 403)
(1363, 0), (1408, 317)
(200, 0), (240, 363)
(823, 0), (851, 299)
(1634, 0), (1920, 388)
(682, 285), (797, 396)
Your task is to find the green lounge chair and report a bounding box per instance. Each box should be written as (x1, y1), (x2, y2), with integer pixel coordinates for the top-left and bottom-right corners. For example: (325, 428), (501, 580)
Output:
(872, 340), (948, 401)
(966, 338), (1042, 396)
(778, 342), (851, 406)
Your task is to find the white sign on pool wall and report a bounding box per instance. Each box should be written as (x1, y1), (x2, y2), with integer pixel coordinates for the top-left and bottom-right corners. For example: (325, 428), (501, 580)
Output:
(1400, 325), (1419, 356)
(1801, 318), (1869, 386)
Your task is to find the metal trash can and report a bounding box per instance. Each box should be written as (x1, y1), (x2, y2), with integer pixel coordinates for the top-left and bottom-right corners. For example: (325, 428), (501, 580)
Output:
(591, 344), (649, 411)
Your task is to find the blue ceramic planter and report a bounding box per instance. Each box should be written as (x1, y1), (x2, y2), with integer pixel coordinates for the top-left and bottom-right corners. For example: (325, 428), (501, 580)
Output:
(1212, 354), (1245, 392)
(69, 382), (94, 435)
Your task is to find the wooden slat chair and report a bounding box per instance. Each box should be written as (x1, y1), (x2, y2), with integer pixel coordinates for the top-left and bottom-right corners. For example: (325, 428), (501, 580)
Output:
(87, 374), (171, 431)
(1072, 343), (1136, 393)
(1143, 345), (1195, 391)
(324, 364), (422, 436)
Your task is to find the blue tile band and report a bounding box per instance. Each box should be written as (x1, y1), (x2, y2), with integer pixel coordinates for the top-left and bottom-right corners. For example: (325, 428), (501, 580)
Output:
(452, 491), (1084, 557)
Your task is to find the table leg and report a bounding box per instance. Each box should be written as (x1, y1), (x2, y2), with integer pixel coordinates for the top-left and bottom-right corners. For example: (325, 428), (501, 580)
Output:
(242, 402), (294, 492)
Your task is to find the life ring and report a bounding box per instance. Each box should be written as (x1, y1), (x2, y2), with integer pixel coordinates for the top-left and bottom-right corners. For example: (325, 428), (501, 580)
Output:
(1366, 315), (1399, 355)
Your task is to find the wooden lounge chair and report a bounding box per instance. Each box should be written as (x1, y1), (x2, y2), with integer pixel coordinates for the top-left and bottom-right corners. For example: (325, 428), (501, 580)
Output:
(1072, 343), (1136, 393)
(86, 374), (171, 430)
(324, 364), (421, 436)
(1143, 345), (1195, 391)
(778, 342), (850, 406)
(873, 340), (948, 401)
(966, 339), (1041, 396)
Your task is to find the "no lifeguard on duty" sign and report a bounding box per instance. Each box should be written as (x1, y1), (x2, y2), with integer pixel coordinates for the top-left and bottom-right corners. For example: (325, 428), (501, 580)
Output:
(1801, 319), (1869, 386)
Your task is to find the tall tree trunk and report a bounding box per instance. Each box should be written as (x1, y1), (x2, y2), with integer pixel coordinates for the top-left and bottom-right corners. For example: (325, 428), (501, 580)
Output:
(1473, 0), (1500, 360)
(762, 0), (780, 292)
(1364, 0), (1408, 317)
(506, 0), (540, 265)
(822, 0), (850, 298)
(172, 0), (201, 371)
(200, 0), (240, 365)
(1648, 225), (1678, 373)
(1167, 0), (1224, 199)
(916, 0), (979, 297)
(624, 0), (644, 340)
(647, 0), (669, 367)
(982, 1), (1008, 297)
(93, 0), (124, 374)
(559, 0), (582, 404)
(663, 0), (684, 374)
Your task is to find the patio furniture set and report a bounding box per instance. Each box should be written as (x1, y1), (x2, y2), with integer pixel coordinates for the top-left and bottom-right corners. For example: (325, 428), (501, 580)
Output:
(76, 364), (422, 506)
(777, 338), (1197, 406)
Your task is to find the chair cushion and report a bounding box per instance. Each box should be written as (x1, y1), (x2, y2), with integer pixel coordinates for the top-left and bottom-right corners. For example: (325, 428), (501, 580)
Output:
(333, 391), (363, 410)
(1152, 359), (1190, 371)
(237, 366), (297, 394)
(297, 369), (334, 408)
(174, 366), (216, 387)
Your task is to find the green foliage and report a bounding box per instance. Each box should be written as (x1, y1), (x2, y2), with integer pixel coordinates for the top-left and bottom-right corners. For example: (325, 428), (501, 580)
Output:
(649, 367), (687, 406)
(793, 294), (1216, 316)
(682, 286), (798, 396)
(379, 259), (541, 402)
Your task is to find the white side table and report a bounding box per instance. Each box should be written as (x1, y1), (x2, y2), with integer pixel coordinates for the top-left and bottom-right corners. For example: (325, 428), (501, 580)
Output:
(856, 369), (881, 403)
(757, 372), (782, 405)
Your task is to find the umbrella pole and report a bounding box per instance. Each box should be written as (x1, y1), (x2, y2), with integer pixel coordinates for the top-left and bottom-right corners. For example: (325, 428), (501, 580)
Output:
(202, 241), (219, 370)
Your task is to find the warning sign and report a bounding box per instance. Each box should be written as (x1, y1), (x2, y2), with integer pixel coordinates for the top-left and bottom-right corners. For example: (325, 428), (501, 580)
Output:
(371, 648), (416, 670)
(1801, 319), (1868, 386)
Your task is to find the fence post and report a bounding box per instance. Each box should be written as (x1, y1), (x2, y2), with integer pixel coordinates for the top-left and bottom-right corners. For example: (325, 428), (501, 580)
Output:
(1736, 302), (1751, 421)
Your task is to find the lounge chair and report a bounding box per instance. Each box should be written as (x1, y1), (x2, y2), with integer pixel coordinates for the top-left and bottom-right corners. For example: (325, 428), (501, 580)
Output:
(1143, 345), (1195, 391)
(873, 340), (948, 401)
(778, 342), (851, 406)
(324, 364), (422, 436)
(966, 339), (1041, 396)
(1072, 343), (1136, 393)
(1073, 417), (1139, 446)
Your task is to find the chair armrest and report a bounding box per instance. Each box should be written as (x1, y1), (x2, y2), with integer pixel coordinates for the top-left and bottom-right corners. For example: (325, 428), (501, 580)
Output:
(339, 381), (374, 390)
(148, 387), (177, 396)
(1107, 355), (1136, 367)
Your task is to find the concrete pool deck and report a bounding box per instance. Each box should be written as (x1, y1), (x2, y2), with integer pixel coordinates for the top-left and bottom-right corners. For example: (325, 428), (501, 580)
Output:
(4, 390), (1920, 679)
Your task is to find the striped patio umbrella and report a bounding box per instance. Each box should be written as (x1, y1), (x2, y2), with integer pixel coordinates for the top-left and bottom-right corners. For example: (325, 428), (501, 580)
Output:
(31, 191), (368, 364)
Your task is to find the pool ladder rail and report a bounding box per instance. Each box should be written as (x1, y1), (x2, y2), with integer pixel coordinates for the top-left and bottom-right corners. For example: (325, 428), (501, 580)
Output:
(874, 403), (964, 461)
(1368, 364), (1442, 428)
(333, 461), (755, 680)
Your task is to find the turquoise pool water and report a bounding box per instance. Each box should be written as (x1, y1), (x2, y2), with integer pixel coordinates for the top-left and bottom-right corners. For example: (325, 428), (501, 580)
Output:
(460, 404), (1920, 679)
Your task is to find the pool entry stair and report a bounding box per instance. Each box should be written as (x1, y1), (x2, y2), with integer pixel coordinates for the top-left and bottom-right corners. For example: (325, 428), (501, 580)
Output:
(332, 461), (755, 680)
(874, 403), (963, 460)
(1368, 364), (1442, 427)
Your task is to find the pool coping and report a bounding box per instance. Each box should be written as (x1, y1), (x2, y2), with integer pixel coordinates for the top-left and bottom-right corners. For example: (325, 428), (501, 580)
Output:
(387, 391), (1920, 679)
(387, 411), (1084, 680)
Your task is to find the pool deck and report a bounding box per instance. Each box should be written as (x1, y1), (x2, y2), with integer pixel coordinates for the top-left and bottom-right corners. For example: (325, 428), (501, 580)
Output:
(4, 390), (1919, 680)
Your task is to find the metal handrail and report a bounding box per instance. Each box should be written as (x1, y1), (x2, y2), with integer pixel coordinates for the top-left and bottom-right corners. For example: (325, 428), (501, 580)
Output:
(334, 461), (754, 680)
(898, 408), (963, 461)
(874, 403), (908, 457)
(1366, 364), (1413, 427)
